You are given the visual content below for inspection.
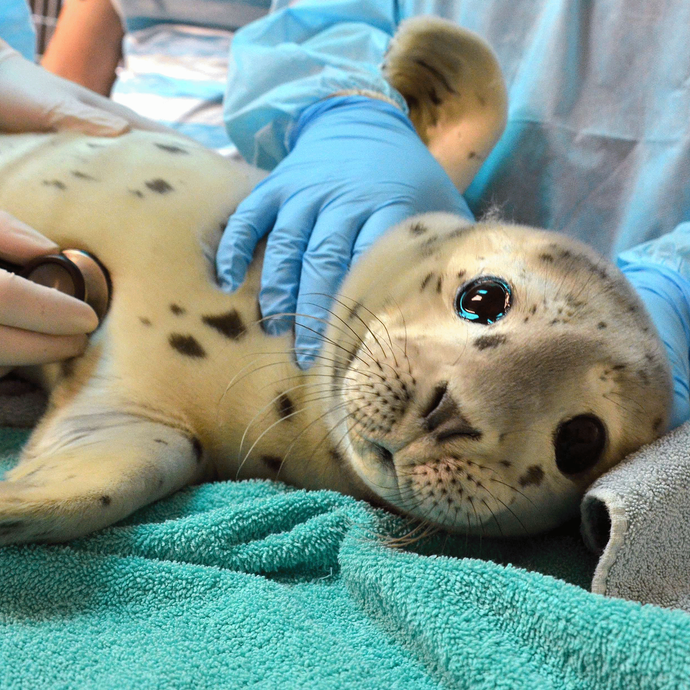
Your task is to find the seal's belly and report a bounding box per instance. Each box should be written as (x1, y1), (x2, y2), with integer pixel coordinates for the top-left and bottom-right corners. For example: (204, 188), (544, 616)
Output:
(0, 131), (344, 490)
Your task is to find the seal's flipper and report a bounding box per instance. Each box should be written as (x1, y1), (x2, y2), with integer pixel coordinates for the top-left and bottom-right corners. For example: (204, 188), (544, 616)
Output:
(0, 403), (205, 544)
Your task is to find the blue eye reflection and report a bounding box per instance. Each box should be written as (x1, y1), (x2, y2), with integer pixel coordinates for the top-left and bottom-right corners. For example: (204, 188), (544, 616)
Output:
(455, 276), (512, 325)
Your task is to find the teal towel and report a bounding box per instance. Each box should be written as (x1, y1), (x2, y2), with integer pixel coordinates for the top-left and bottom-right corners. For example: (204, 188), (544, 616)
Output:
(1, 430), (689, 689)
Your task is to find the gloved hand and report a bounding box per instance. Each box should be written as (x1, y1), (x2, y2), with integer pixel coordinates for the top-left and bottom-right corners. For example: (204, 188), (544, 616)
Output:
(0, 38), (172, 136)
(217, 95), (473, 368)
(0, 211), (98, 378)
(618, 260), (690, 430)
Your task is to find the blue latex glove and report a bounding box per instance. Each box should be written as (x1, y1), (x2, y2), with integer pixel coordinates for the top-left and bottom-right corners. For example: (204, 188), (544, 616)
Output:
(217, 95), (473, 368)
(618, 261), (690, 430)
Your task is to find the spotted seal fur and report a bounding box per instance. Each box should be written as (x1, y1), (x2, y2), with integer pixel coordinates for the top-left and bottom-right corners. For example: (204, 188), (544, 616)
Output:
(0, 19), (672, 543)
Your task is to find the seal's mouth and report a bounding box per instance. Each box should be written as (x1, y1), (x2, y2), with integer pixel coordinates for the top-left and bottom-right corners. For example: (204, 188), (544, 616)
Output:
(343, 430), (530, 536)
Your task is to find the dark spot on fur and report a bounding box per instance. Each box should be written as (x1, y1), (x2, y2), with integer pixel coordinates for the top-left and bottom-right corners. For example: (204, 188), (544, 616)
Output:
(202, 310), (246, 340)
(406, 94), (420, 111)
(612, 364), (626, 371)
(60, 358), (76, 379)
(412, 57), (456, 94)
(100, 495), (112, 507)
(468, 151), (477, 159)
(42, 179), (66, 190)
(539, 253), (555, 263)
(155, 143), (189, 155)
(530, 305), (537, 315)
(519, 465), (544, 488)
(170, 304), (186, 316)
(262, 455), (283, 472)
(557, 249), (610, 282)
(191, 437), (203, 463)
(597, 321), (607, 329)
(500, 459), (511, 467)
(638, 369), (650, 386)
(420, 236), (440, 258)
(277, 393), (295, 420)
(347, 303), (361, 322)
(476, 92), (487, 107)
(129, 189), (144, 198)
(653, 417), (663, 433)
(421, 272), (434, 291)
(169, 333), (206, 358)
(457, 270), (466, 280)
(473, 334), (507, 351)
(145, 179), (174, 194)
(436, 276), (443, 293)
(330, 448), (345, 466)
(86, 142), (105, 148)
(154, 439), (168, 445)
(140, 317), (152, 326)
(447, 226), (468, 240)
(409, 222), (428, 236)
(71, 170), (97, 181)
(565, 295), (585, 309)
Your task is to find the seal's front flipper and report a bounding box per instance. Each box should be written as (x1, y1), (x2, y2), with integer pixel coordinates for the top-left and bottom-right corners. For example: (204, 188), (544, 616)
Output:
(0, 403), (206, 545)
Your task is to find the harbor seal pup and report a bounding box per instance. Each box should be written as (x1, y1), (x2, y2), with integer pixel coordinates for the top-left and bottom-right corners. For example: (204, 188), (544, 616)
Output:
(0, 19), (672, 543)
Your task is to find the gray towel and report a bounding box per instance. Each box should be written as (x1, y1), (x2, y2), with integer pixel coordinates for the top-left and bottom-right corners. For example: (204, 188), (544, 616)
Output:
(581, 421), (690, 612)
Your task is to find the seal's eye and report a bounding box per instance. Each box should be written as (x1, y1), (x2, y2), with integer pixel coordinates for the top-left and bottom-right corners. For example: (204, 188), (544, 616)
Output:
(554, 415), (606, 475)
(455, 276), (512, 325)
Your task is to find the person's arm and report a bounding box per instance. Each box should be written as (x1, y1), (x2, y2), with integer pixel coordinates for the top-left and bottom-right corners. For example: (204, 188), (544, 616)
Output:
(41, 0), (124, 96)
(218, 11), (507, 368)
(618, 223), (690, 430)
(224, 0), (404, 170)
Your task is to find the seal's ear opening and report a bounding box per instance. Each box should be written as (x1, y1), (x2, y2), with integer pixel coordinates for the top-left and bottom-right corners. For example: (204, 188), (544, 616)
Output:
(383, 17), (508, 193)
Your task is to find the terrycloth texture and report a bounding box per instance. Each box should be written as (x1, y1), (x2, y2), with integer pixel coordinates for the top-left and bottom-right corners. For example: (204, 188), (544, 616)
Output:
(582, 420), (690, 612)
(2, 432), (690, 689)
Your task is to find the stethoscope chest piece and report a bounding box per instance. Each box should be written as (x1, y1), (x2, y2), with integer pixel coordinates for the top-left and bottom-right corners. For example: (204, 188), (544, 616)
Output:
(20, 249), (111, 323)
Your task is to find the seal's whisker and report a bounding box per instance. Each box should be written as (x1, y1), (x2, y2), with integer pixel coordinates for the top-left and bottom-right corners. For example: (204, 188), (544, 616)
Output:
(310, 292), (392, 362)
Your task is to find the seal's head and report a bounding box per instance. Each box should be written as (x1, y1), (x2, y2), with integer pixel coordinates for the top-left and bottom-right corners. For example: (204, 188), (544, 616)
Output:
(319, 213), (672, 536)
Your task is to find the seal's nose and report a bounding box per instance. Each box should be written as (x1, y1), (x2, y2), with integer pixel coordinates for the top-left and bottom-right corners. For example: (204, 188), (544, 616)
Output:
(422, 382), (482, 442)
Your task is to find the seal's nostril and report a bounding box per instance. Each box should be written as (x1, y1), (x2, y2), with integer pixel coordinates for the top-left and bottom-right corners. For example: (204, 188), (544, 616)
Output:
(422, 382), (448, 422)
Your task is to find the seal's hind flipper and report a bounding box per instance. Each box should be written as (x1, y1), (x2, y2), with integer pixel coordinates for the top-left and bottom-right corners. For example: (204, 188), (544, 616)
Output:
(0, 400), (206, 545)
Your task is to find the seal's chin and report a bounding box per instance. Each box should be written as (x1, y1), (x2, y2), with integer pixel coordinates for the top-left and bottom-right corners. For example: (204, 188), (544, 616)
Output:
(345, 430), (498, 535)
(344, 430), (578, 537)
